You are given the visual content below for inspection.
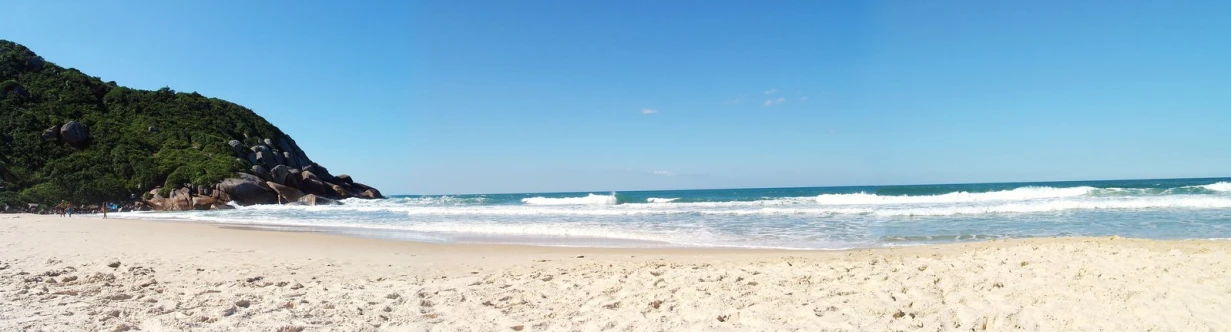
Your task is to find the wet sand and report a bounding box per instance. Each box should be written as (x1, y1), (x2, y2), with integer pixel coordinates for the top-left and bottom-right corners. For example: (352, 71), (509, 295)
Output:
(2, 214), (1229, 331)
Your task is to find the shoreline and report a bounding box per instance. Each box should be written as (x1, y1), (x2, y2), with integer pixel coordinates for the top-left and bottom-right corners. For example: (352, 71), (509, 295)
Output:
(3, 213), (1230, 331)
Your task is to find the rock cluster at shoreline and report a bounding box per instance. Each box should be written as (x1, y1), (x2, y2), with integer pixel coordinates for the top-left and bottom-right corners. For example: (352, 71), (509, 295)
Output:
(143, 135), (381, 210)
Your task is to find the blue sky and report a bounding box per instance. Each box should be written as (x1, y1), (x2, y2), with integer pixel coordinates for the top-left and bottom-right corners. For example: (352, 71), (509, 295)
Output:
(4, 1), (1229, 194)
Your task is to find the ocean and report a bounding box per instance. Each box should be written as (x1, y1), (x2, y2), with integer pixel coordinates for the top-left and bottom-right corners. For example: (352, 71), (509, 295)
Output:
(110, 178), (1231, 250)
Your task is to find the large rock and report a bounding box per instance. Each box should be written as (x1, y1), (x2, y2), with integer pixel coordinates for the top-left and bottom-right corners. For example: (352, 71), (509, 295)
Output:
(217, 177), (277, 206)
(197, 185), (212, 197)
(282, 151), (298, 168)
(328, 184), (352, 199)
(284, 169), (303, 188)
(191, 196), (217, 210)
(352, 183), (383, 199)
(41, 125), (60, 141)
(251, 165), (271, 181)
(266, 181), (305, 203)
(279, 136), (313, 169)
(297, 194), (340, 206)
(299, 178), (330, 197)
(210, 183), (232, 202)
(228, 140), (246, 156)
(142, 188), (169, 210)
(59, 121), (89, 147)
(269, 165), (291, 185)
(303, 164), (334, 181)
(255, 151), (275, 168)
(233, 172), (267, 186)
(143, 187), (194, 211)
(25, 55), (45, 70)
(334, 174), (354, 185)
(361, 188), (383, 199)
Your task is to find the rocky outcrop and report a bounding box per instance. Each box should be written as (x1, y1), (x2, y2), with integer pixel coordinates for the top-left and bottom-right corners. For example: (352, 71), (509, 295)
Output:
(228, 140), (245, 156)
(143, 188), (193, 211)
(335, 174), (354, 185)
(191, 196), (218, 210)
(217, 176), (277, 206)
(41, 125), (60, 141)
(266, 182), (305, 203)
(144, 134), (383, 211)
(251, 165), (271, 181)
(297, 194), (340, 206)
(59, 121), (89, 147)
(25, 55), (44, 70)
(269, 165), (291, 185)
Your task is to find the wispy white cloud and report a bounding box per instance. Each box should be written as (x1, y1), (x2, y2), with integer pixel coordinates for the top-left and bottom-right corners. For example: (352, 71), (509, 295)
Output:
(724, 98), (742, 105)
(800, 96), (808, 101)
(763, 97), (787, 106)
(641, 108), (658, 115)
(764, 88), (778, 95)
(652, 170), (675, 176)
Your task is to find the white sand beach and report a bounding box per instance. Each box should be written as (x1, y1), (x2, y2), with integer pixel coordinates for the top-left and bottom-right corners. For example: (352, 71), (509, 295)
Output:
(1, 214), (1229, 331)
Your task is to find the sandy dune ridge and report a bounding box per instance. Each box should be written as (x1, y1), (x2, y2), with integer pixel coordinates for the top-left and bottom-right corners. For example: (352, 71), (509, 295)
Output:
(1, 214), (1229, 331)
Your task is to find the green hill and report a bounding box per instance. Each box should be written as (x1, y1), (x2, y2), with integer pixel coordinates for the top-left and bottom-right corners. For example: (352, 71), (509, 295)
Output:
(0, 40), (380, 210)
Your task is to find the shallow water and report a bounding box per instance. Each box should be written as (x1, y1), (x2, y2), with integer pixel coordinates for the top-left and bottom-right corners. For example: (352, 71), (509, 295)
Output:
(111, 178), (1231, 249)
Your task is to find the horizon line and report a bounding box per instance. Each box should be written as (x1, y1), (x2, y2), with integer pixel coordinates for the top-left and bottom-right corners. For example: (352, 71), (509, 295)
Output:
(396, 175), (1231, 196)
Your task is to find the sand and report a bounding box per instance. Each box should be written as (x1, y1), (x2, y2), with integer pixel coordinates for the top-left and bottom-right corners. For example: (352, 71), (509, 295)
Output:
(1, 214), (1229, 331)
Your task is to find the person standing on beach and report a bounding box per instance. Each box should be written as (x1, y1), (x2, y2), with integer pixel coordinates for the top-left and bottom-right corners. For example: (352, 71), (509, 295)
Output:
(102, 202), (108, 219)
(66, 202), (73, 217)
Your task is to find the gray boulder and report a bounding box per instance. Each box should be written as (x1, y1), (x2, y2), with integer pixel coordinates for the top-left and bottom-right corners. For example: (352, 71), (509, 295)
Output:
(328, 184), (352, 199)
(299, 178), (330, 197)
(349, 183), (383, 199)
(255, 151), (275, 168)
(251, 165), (271, 180)
(228, 140), (246, 156)
(197, 185), (212, 197)
(191, 196), (218, 210)
(297, 194), (341, 206)
(59, 121), (89, 147)
(41, 125), (60, 141)
(217, 177), (277, 206)
(282, 151), (297, 168)
(334, 174), (354, 185)
(233, 172), (268, 186)
(302, 164), (333, 180)
(266, 181), (305, 203)
(269, 165), (291, 185)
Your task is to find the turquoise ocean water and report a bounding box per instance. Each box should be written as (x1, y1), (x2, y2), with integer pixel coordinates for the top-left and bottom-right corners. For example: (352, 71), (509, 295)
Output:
(112, 178), (1231, 249)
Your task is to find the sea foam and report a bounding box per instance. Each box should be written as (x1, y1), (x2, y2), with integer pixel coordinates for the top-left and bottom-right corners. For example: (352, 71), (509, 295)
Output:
(815, 186), (1094, 205)
(521, 193), (618, 205)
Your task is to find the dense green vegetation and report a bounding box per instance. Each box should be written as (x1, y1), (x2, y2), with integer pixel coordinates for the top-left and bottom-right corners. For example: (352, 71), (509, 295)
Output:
(0, 40), (286, 207)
